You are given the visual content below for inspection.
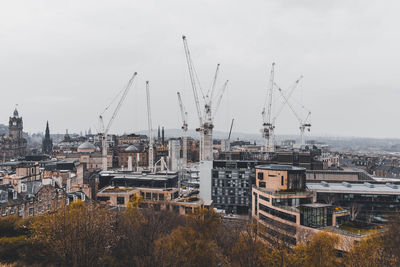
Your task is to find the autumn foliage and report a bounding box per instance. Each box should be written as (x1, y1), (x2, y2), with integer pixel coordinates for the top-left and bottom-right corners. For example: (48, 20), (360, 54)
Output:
(0, 200), (399, 267)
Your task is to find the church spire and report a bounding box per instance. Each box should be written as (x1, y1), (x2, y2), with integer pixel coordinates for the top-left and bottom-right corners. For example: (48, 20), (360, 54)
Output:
(45, 121), (50, 139)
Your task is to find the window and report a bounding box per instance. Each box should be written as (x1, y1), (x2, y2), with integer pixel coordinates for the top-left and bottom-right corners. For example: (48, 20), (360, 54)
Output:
(117, 197), (125, 205)
(260, 195), (270, 202)
(281, 176), (284, 186)
(152, 193), (158, 201)
(159, 194), (164, 201)
(29, 208), (34, 216)
(47, 204), (51, 211)
(18, 205), (22, 212)
(257, 172), (264, 180)
(38, 194), (42, 202)
(146, 192), (151, 200)
(259, 182), (266, 188)
(10, 207), (15, 214)
(38, 206), (43, 213)
(2, 207), (7, 216)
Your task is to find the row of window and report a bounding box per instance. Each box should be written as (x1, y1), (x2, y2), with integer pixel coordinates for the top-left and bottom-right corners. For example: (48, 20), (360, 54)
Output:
(2, 204), (52, 217)
(259, 213), (297, 235)
(259, 203), (297, 223)
(212, 196), (249, 205)
(212, 188), (250, 197)
(212, 179), (249, 188)
(212, 170), (250, 179)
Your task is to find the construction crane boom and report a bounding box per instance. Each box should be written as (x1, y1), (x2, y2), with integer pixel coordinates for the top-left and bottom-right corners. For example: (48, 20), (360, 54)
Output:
(146, 81), (154, 172)
(272, 76), (303, 124)
(208, 63), (220, 105)
(213, 80), (229, 119)
(275, 82), (311, 146)
(182, 35), (203, 125)
(101, 72), (137, 171)
(106, 73), (137, 131)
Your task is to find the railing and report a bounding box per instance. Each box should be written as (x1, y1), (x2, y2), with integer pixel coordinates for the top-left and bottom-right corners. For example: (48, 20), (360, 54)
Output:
(254, 186), (313, 197)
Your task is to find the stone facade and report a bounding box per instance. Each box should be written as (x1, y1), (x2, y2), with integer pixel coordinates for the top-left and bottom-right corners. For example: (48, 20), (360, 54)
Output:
(0, 108), (27, 161)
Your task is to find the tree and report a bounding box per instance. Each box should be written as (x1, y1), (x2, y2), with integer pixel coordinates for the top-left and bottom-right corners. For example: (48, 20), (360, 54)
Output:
(350, 202), (362, 221)
(303, 231), (341, 267)
(344, 236), (384, 267)
(230, 223), (269, 267)
(155, 208), (226, 267)
(30, 200), (115, 267)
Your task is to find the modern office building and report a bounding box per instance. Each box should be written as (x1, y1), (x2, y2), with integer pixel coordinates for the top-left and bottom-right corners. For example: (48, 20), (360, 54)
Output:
(252, 165), (352, 247)
(211, 160), (258, 214)
(308, 181), (400, 221)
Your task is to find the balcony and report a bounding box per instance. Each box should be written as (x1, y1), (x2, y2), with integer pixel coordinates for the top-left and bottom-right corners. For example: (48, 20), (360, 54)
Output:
(253, 186), (313, 198)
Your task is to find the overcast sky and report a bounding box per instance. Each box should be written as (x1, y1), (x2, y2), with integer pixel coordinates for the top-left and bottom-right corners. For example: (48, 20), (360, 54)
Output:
(0, 0), (399, 139)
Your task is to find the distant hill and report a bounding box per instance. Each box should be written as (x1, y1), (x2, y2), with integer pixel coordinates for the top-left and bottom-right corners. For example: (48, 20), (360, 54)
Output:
(136, 128), (400, 154)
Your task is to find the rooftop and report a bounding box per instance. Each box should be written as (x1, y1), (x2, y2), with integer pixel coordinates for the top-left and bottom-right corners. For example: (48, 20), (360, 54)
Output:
(256, 164), (306, 171)
(308, 181), (400, 194)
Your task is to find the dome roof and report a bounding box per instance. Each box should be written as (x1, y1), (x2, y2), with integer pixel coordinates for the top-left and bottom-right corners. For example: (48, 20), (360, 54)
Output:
(125, 145), (140, 152)
(78, 142), (96, 150)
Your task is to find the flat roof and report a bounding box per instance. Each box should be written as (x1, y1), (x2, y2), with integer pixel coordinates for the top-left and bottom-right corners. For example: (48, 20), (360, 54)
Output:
(256, 164), (305, 171)
(307, 182), (400, 195)
(301, 203), (332, 208)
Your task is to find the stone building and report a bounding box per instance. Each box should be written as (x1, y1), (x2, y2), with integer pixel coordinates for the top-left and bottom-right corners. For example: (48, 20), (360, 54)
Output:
(0, 108), (27, 161)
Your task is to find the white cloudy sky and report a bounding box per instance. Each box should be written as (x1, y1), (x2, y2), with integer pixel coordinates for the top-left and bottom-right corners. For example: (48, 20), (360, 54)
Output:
(0, 0), (399, 138)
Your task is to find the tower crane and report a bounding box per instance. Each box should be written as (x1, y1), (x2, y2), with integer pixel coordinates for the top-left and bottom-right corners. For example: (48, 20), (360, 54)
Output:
(146, 81), (154, 172)
(99, 72), (137, 171)
(182, 35), (228, 161)
(275, 83), (311, 146)
(261, 63), (303, 153)
(261, 63), (275, 153)
(177, 91), (188, 169)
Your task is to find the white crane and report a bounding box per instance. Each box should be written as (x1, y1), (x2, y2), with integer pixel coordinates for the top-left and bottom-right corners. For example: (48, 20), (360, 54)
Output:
(261, 63), (303, 153)
(182, 35), (228, 161)
(177, 92), (188, 169)
(146, 81), (154, 172)
(99, 72), (137, 171)
(274, 82), (311, 146)
(261, 63), (275, 153)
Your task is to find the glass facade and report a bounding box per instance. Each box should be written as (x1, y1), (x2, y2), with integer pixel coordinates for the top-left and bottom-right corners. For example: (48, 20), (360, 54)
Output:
(300, 205), (333, 228)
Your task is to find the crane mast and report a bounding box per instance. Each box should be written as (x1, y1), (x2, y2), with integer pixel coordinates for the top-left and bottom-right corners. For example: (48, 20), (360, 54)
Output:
(177, 92), (188, 169)
(146, 81), (154, 172)
(261, 63), (275, 153)
(100, 72), (137, 171)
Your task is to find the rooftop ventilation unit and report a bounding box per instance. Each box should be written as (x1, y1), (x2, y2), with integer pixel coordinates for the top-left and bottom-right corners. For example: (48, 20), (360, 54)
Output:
(342, 182), (351, 188)
(320, 181), (329, 187)
(363, 182), (374, 188)
(385, 183), (398, 189)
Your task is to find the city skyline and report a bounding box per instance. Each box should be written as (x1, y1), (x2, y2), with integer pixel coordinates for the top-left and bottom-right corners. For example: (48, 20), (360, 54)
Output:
(1, 0), (399, 138)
